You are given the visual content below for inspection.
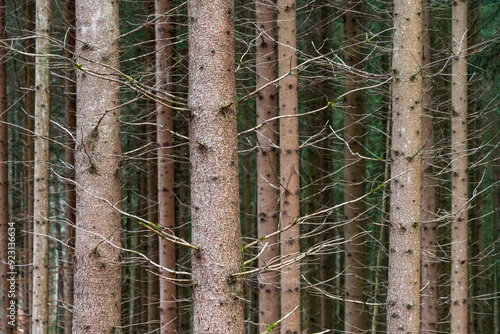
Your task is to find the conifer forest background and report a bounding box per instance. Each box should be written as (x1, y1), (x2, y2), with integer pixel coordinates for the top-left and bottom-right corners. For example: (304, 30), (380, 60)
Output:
(0, 0), (499, 333)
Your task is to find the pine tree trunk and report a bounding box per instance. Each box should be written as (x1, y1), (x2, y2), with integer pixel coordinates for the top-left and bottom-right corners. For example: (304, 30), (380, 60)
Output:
(188, 0), (244, 331)
(32, 0), (51, 331)
(73, 0), (122, 332)
(387, 0), (422, 331)
(0, 0), (12, 331)
(63, 1), (76, 333)
(155, 1), (177, 332)
(343, 1), (368, 332)
(255, 0), (280, 332)
(420, 0), (437, 331)
(450, 0), (469, 332)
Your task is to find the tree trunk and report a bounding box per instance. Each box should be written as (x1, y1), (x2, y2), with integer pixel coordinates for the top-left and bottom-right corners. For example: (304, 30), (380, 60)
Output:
(343, 1), (368, 332)
(155, 0), (177, 332)
(188, 0), (245, 331)
(255, 0), (280, 333)
(63, 1), (76, 333)
(387, 0), (422, 332)
(32, 0), (51, 331)
(420, 0), (437, 331)
(0, 0), (12, 331)
(450, 0), (468, 332)
(73, 0), (122, 332)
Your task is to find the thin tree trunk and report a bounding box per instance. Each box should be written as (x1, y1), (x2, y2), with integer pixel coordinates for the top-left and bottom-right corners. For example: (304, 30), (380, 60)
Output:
(255, 0), (280, 332)
(343, 1), (368, 332)
(73, 0), (122, 332)
(32, 0), (51, 331)
(387, 0), (422, 331)
(188, 0), (245, 331)
(63, 1), (76, 333)
(450, 0), (468, 332)
(420, 0), (437, 331)
(277, 0), (301, 332)
(155, 1), (177, 331)
(0, 0), (12, 331)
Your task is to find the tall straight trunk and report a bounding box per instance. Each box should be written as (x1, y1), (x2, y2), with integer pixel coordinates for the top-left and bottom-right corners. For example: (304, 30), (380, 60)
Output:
(63, 1), (76, 333)
(32, 0), (51, 331)
(343, 1), (368, 332)
(188, 0), (244, 331)
(155, 1), (177, 332)
(420, 0), (437, 331)
(73, 0), (122, 332)
(387, 0), (422, 332)
(450, 0), (468, 332)
(255, 0), (280, 333)
(0, 0), (12, 332)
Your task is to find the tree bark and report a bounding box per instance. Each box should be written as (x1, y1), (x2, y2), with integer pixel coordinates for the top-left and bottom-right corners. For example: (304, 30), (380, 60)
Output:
(63, 1), (76, 333)
(450, 0), (468, 332)
(32, 0), (51, 331)
(343, 1), (368, 332)
(387, 0), (422, 332)
(188, 0), (245, 331)
(420, 0), (437, 331)
(73, 0), (122, 332)
(277, 0), (301, 333)
(255, 0), (280, 333)
(155, 0), (177, 332)
(0, 0), (12, 332)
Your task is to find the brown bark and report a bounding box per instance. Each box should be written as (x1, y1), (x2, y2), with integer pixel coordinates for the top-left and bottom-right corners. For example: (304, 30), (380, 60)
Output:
(155, 1), (177, 332)
(420, 0), (437, 331)
(63, 1), (76, 333)
(0, 0), (12, 331)
(32, 0), (51, 331)
(450, 0), (469, 332)
(188, 0), (244, 331)
(343, 1), (368, 332)
(255, 0), (280, 333)
(277, 0), (301, 333)
(387, 0), (422, 332)
(73, 0), (122, 332)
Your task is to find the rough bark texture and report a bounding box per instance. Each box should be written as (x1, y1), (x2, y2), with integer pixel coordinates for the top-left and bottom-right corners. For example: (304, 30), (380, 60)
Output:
(155, 0), (177, 332)
(63, 1), (76, 333)
(450, 0), (468, 332)
(343, 1), (368, 332)
(420, 0), (437, 331)
(0, 0), (12, 332)
(73, 0), (122, 332)
(255, 0), (280, 333)
(32, 0), (51, 331)
(188, 0), (245, 332)
(277, 1), (301, 333)
(387, 0), (422, 332)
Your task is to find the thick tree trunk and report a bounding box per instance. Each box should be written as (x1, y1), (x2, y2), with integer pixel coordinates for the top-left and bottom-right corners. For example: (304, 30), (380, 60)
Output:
(188, 0), (244, 331)
(343, 1), (368, 332)
(255, 0), (280, 333)
(32, 0), (51, 331)
(155, 1), (177, 332)
(63, 1), (76, 333)
(0, 0), (12, 332)
(420, 0), (437, 331)
(450, 0), (468, 332)
(387, 0), (422, 332)
(73, 0), (122, 332)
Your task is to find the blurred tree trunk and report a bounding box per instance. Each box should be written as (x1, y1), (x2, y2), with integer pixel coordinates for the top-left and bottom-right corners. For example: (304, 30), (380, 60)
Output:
(73, 0), (122, 331)
(387, 0), (422, 332)
(343, 1), (368, 332)
(450, 0), (468, 332)
(255, 0), (280, 333)
(32, 0), (51, 331)
(188, 0), (244, 331)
